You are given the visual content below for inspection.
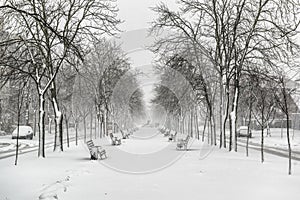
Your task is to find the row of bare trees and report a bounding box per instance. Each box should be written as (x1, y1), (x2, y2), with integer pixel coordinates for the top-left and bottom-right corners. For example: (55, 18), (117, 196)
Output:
(0, 0), (146, 160)
(150, 0), (300, 175)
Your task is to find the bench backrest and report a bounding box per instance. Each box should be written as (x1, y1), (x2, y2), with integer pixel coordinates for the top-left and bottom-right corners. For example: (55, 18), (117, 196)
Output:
(110, 133), (116, 140)
(86, 140), (95, 151)
(120, 130), (124, 137)
(185, 135), (190, 143)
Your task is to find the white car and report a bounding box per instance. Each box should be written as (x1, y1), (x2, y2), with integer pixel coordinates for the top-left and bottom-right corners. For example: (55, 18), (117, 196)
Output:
(12, 126), (34, 140)
(237, 126), (252, 138)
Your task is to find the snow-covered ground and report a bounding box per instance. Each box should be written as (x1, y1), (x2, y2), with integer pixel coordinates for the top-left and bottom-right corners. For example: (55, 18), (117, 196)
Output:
(0, 127), (85, 159)
(239, 128), (300, 152)
(0, 127), (300, 200)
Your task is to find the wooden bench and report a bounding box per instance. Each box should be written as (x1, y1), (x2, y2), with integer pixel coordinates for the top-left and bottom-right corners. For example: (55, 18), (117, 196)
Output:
(110, 133), (121, 145)
(86, 140), (107, 160)
(168, 131), (177, 142)
(176, 135), (190, 150)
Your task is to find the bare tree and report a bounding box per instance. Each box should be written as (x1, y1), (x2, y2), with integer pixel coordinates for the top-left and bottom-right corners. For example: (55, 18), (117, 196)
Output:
(274, 75), (295, 175)
(0, 0), (121, 156)
(252, 76), (277, 163)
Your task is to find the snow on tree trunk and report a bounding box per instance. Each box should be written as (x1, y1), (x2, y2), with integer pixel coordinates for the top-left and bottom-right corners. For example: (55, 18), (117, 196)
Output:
(229, 111), (236, 151)
(223, 82), (230, 149)
(52, 96), (63, 152)
(38, 92), (46, 158)
(230, 87), (239, 152)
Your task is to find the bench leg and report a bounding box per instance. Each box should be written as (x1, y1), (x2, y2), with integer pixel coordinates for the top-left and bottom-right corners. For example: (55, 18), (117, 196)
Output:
(91, 154), (97, 160)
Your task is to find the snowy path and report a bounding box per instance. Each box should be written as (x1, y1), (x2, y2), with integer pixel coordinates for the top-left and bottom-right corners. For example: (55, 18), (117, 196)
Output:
(0, 127), (300, 200)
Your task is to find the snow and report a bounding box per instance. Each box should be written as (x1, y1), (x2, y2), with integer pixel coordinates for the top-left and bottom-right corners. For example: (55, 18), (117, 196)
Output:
(239, 128), (300, 152)
(0, 127), (83, 159)
(0, 127), (300, 200)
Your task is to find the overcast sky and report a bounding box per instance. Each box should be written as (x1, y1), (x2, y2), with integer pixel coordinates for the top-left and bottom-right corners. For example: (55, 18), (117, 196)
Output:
(116, 0), (178, 113)
(117, 0), (177, 31)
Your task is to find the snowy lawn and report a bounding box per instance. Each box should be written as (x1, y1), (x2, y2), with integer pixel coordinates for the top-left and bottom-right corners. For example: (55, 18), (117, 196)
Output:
(238, 128), (300, 152)
(0, 128), (84, 158)
(0, 127), (300, 200)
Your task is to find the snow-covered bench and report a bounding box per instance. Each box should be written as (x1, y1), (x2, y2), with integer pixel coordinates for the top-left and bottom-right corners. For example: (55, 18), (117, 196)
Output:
(168, 131), (177, 142)
(86, 140), (107, 160)
(121, 130), (130, 139)
(176, 135), (190, 150)
(164, 129), (171, 137)
(159, 127), (166, 134)
(109, 133), (121, 145)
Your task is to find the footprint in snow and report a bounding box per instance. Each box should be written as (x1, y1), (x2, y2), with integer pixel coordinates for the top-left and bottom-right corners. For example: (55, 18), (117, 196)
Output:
(38, 177), (70, 200)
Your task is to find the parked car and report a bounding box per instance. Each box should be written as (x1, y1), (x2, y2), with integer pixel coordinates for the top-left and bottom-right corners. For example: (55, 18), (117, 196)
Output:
(237, 126), (252, 138)
(12, 126), (34, 140)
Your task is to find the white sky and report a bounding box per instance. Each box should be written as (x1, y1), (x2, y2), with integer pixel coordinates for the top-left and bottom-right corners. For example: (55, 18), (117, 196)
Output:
(117, 0), (177, 31)
(116, 0), (178, 110)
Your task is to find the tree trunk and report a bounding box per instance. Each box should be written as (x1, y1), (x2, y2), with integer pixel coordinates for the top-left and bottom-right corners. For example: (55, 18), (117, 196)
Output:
(219, 74), (223, 148)
(33, 109), (37, 137)
(105, 110), (109, 137)
(65, 114), (69, 148)
(261, 126), (264, 163)
(38, 92), (46, 158)
(207, 119), (211, 144)
(202, 115), (208, 142)
(281, 117), (283, 139)
(52, 99), (63, 152)
(229, 83), (239, 152)
(246, 100), (252, 157)
(15, 120), (20, 165)
(195, 110), (200, 140)
(190, 110), (193, 137)
(51, 84), (63, 152)
(98, 115), (102, 138)
(182, 115), (185, 135)
(15, 85), (22, 165)
(223, 82), (230, 149)
(212, 112), (217, 146)
(83, 116), (87, 142)
(48, 116), (52, 135)
(94, 115), (97, 139)
(90, 111), (93, 140)
(286, 113), (292, 175)
(25, 103), (30, 125)
(75, 122), (78, 146)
